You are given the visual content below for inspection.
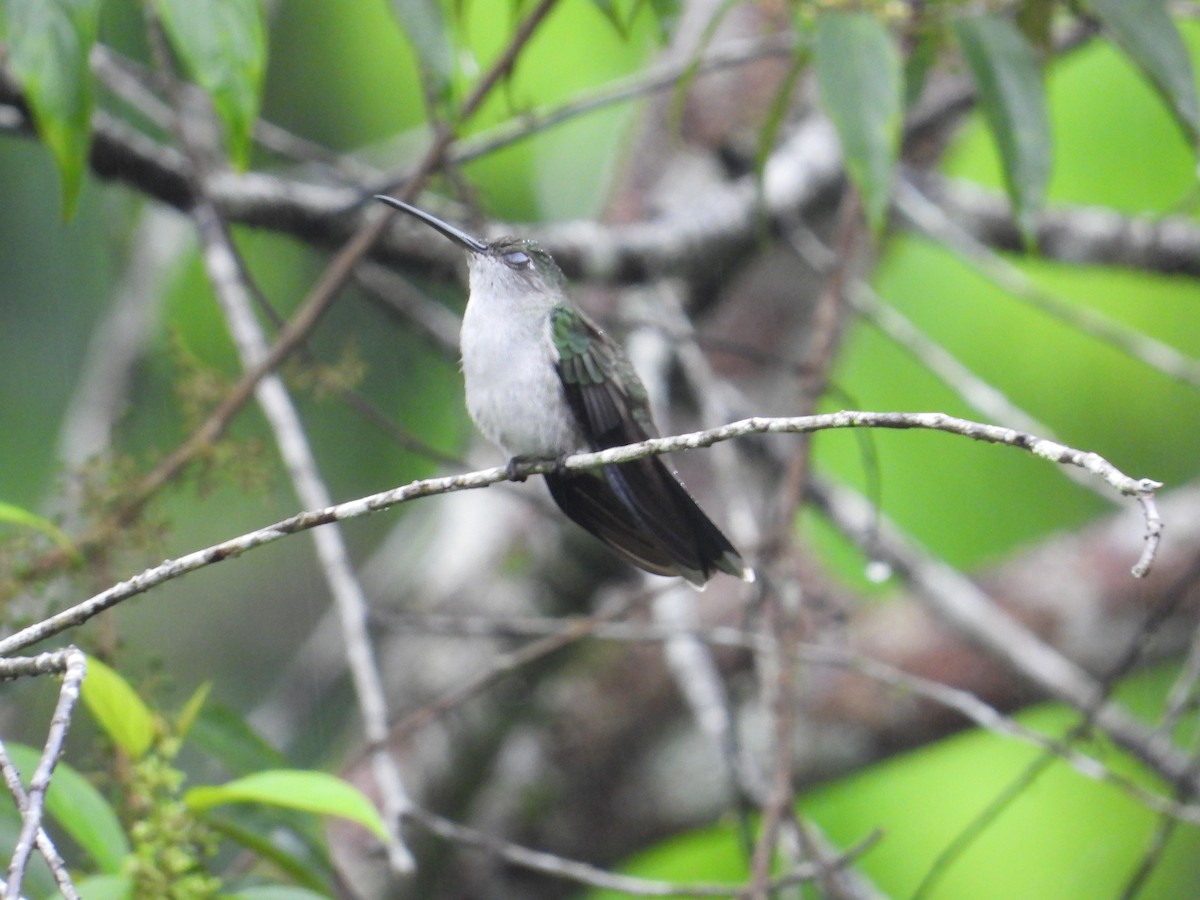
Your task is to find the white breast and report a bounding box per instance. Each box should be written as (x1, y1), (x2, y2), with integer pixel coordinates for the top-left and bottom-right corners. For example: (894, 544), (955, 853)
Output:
(460, 278), (583, 459)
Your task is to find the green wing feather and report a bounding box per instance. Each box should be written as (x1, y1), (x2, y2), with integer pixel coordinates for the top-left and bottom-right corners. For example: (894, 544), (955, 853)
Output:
(548, 305), (749, 586)
(551, 305), (655, 445)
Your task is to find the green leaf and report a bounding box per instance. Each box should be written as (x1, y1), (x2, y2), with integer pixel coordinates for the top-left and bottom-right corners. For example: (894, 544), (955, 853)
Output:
(70, 874), (131, 900)
(189, 705), (288, 778)
(151, 0), (267, 168)
(666, 0), (737, 131)
(1015, 0), (1055, 56)
(904, 25), (941, 109)
(388, 0), (455, 113)
(185, 770), (386, 840)
(590, 0), (623, 32)
(815, 11), (904, 233)
(644, 0), (682, 43)
(1, 0), (101, 216)
(755, 51), (806, 185)
(1085, 0), (1200, 145)
(6, 743), (130, 875)
(80, 656), (156, 759)
(0, 500), (80, 562)
(206, 815), (331, 894)
(174, 681), (211, 739)
(223, 887), (332, 900)
(955, 15), (1051, 245)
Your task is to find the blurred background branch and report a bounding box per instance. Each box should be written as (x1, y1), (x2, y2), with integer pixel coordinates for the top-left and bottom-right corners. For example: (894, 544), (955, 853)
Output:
(1, 1), (1199, 898)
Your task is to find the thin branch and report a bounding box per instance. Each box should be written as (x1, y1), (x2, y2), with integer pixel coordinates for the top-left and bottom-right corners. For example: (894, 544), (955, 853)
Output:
(390, 591), (647, 741)
(1159, 621), (1200, 737)
(619, 282), (761, 849)
(0, 1), (563, 598)
(809, 477), (1190, 795)
(1118, 809), (1181, 900)
(0, 412), (1160, 657)
(897, 177), (1200, 388)
(0, 650), (82, 681)
(219, 0), (562, 410)
(377, 611), (1200, 824)
(2, 648), (85, 900)
(143, 0), (423, 861)
(187, 197), (415, 873)
(91, 45), (382, 184)
(918, 171), (1200, 281)
(405, 805), (880, 897)
(910, 751), (1058, 900)
(436, 33), (796, 170)
(744, 195), (866, 900)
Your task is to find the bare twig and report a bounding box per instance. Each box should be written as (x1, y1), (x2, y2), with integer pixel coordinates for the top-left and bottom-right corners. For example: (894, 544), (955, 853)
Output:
(1159, 622), (1200, 737)
(406, 805), (879, 897)
(377, 611), (1200, 823)
(809, 478), (1189, 794)
(0, 412), (1160, 657)
(0, 0), (563, 599)
(746, 194), (865, 899)
(441, 33), (796, 170)
(188, 197), (415, 872)
(917, 171), (1200, 281)
(143, 0), (421, 861)
(2, 647), (85, 900)
(390, 592), (646, 741)
(621, 281), (759, 848)
(1118, 810), (1181, 900)
(897, 177), (1200, 388)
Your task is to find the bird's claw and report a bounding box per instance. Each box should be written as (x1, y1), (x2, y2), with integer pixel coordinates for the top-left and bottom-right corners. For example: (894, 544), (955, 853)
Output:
(505, 457), (530, 482)
(505, 454), (571, 481)
(505, 453), (576, 482)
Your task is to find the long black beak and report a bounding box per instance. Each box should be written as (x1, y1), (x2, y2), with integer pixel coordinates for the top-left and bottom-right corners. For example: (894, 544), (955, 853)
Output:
(375, 195), (487, 253)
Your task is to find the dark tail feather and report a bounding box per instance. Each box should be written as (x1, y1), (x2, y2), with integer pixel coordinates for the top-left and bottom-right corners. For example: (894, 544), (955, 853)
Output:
(545, 458), (752, 587)
(605, 457), (752, 584)
(545, 469), (687, 580)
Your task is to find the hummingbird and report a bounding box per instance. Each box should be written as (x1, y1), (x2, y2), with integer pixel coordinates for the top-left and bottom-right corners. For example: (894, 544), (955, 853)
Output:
(376, 195), (754, 588)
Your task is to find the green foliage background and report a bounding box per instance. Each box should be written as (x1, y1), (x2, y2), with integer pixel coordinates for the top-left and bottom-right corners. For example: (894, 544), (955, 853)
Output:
(0, 1), (1198, 896)
(813, 24), (1200, 574)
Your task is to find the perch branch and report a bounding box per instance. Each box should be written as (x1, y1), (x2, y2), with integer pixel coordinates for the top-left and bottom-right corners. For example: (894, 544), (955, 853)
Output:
(0, 413), (1159, 660)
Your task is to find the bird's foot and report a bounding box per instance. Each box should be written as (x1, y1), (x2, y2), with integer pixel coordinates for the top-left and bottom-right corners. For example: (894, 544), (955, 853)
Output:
(506, 453), (574, 482)
(505, 456), (540, 482)
(553, 452), (572, 477)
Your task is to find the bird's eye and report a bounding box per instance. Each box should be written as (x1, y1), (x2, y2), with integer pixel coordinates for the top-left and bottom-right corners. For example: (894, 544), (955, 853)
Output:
(503, 250), (532, 268)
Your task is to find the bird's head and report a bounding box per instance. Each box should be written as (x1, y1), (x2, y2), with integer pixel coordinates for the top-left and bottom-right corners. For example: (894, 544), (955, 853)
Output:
(377, 195), (566, 305)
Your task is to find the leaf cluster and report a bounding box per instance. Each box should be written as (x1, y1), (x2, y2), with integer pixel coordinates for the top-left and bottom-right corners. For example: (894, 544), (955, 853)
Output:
(2, 657), (384, 898)
(804, 1), (1198, 240)
(3, 1), (1194, 242)
(0, 0), (1196, 896)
